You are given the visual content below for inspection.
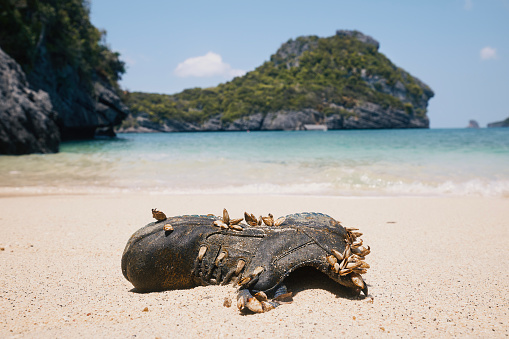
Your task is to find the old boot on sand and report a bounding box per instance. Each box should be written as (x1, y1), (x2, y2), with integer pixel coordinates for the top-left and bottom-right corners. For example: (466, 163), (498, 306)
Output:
(121, 209), (370, 313)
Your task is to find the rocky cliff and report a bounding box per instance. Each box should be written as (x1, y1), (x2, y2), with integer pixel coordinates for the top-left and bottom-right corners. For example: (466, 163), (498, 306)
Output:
(120, 30), (433, 133)
(26, 45), (128, 141)
(121, 102), (428, 133)
(0, 46), (128, 154)
(0, 0), (128, 155)
(0, 47), (60, 154)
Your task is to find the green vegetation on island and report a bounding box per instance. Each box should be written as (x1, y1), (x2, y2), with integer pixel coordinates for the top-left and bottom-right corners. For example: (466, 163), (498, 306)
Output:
(0, 0), (125, 89)
(124, 31), (433, 128)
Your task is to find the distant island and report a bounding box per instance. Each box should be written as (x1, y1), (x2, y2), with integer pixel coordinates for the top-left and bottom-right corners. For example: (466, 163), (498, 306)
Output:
(487, 117), (509, 128)
(120, 30), (434, 133)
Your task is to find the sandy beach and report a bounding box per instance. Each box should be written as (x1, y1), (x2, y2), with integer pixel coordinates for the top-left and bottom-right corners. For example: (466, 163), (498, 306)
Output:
(0, 194), (507, 338)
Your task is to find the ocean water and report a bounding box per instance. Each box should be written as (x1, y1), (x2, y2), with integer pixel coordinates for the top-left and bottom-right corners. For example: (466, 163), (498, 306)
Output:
(1, 128), (508, 197)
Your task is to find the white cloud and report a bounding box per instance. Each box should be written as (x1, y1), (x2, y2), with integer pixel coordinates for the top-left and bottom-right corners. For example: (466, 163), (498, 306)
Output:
(464, 0), (473, 10)
(174, 52), (246, 78)
(480, 46), (498, 60)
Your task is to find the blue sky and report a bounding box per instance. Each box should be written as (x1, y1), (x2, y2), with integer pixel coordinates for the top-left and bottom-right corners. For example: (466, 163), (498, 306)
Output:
(90, 0), (509, 128)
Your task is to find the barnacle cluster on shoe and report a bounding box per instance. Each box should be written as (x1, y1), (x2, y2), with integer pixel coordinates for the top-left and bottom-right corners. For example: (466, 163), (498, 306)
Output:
(244, 211), (286, 227)
(326, 226), (371, 290)
(211, 208), (286, 230)
(212, 209), (245, 231)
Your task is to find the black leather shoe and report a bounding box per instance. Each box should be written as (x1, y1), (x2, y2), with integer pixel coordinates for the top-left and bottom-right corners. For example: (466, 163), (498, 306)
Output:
(121, 209), (370, 313)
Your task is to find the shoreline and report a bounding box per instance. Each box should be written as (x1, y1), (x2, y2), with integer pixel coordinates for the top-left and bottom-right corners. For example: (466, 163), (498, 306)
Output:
(1, 187), (508, 199)
(1, 194), (508, 337)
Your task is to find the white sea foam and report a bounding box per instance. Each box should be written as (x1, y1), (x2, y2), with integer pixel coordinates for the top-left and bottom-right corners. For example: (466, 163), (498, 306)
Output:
(385, 179), (509, 197)
(155, 182), (333, 196)
(1, 178), (507, 198)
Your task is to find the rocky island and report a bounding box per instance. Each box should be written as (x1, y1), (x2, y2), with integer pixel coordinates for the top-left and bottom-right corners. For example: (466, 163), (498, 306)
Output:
(120, 30), (434, 133)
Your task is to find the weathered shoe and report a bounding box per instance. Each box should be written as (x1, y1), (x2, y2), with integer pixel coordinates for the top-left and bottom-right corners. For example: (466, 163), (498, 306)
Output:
(121, 209), (370, 313)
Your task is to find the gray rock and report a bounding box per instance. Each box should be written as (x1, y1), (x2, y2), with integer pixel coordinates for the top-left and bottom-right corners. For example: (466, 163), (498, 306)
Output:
(261, 110), (322, 130)
(27, 45), (128, 140)
(202, 115), (223, 131)
(135, 114), (189, 132)
(272, 37), (319, 69)
(467, 120), (480, 128)
(0, 47), (60, 154)
(325, 114), (344, 130)
(224, 113), (264, 131)
(336, 30), (380, 50)
(0, 41), (128, 154)
(94, 82), (129, 129)
(343, 103), (428, 129)
(118, 102), (429, 133)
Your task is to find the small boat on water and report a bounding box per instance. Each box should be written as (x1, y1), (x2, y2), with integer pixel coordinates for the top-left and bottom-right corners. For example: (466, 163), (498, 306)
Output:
(303, 124), (328, 131)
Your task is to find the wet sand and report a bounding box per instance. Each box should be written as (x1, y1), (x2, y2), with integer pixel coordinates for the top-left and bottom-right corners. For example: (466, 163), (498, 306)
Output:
(0, 194), (508, 337)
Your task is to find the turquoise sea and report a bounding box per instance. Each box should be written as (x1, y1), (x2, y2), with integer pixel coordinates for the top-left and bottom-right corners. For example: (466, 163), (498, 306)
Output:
(1, 128), (508, 197)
